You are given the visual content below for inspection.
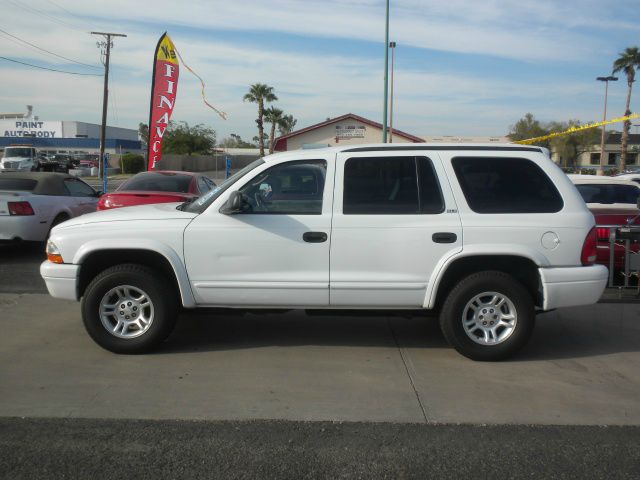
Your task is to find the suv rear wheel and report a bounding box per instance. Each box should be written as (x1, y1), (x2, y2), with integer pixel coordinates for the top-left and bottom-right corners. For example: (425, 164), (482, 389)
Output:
(439, 271), (535, 361)
(81, 263), (177, 353)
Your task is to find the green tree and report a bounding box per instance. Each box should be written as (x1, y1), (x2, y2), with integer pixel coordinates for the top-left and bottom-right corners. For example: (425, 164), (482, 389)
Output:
(264, 106), (284, 154)
(219, 133), (257, 148)
(548, 120), (601, 168)
(138, 123), (149, 145)
(243, 83), (278, 157)
(162, 121), (216, 156)
(277, 114), (297, 136)
(507, 113), (550, 148)
(612, 46), (640, 171)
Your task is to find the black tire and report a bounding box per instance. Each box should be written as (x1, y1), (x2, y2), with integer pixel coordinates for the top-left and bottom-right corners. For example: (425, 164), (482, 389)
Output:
(81, 263), (178, 354)
(439, 271), (535, 361)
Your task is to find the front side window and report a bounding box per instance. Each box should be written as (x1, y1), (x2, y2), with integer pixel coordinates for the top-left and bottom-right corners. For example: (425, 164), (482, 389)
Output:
(343, 156), (444, 214)
(238, 160), (327, 214)
(452, 157), (563, 214)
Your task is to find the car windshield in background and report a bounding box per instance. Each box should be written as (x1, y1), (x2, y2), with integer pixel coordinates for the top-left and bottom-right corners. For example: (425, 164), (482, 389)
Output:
(120, 173), (193, 193)
(183, 159), (265, 214)
(576, 184), (640, 205)
(0, 178), (38, 191)
(4, 148), (32, 158)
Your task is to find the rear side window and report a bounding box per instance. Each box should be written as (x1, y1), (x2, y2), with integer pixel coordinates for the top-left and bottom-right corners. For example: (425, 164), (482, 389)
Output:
(576, 184), (640, 204)
(452, 157), (563, 213)
(0, 178), (37, 191)
(343, 156), (444, 214)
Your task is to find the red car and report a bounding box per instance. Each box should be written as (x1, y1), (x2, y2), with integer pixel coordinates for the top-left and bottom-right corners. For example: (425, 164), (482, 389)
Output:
(97, 171), (216, 211)
(571, 176), (640, 273)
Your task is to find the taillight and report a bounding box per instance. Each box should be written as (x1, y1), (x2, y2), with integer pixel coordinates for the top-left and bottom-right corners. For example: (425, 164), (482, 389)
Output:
(8, 201), (34, 216)
(596, 227), (610, 240)
(581, 227), (597, 265)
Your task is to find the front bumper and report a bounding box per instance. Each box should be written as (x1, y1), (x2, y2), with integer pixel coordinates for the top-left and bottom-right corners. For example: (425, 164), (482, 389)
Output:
(40, 260), (79, 301)
(539, 265), (608, 310)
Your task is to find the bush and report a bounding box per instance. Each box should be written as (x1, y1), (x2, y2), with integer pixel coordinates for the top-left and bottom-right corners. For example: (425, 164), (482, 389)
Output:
(120, 153), (145, 174)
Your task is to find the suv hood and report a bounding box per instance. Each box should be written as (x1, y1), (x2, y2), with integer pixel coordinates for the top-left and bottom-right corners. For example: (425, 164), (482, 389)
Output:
(58, 201), (198, 228)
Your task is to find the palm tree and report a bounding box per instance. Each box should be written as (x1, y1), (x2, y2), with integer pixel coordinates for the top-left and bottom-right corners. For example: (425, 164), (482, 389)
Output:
(243, 83), (278, 157)
(277, 114), (298, 136)
(612, 47), (640, 171)
(264, 106), (284, 154)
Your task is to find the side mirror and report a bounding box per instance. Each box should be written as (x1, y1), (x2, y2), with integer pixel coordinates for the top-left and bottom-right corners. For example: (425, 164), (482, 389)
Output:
(94, 190), (103, 197)
(220, 190), (243, 214)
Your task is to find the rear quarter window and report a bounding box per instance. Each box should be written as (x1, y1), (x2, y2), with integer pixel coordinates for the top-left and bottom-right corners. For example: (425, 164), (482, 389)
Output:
(0, 178), (38, 191)
(452, 157), (563, 214)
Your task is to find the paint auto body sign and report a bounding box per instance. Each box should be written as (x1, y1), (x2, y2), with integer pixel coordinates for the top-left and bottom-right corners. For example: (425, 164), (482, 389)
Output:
(0, 120), (62, 138)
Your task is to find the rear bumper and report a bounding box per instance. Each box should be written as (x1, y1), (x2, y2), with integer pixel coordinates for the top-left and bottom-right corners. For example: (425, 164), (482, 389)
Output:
(0, 216), (48, 242)
(539, 265), (608, 310)
(40, 260), (79, 301)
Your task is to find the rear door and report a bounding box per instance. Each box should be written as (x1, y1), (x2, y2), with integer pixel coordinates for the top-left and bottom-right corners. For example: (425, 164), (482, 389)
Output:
(330, 151), (462, 307)
(63, 178), (98, 215)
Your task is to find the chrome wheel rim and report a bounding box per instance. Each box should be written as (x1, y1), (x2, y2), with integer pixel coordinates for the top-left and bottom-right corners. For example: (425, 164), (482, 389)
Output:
(462, 291), (517, 346)
(99, 285), (154, 339)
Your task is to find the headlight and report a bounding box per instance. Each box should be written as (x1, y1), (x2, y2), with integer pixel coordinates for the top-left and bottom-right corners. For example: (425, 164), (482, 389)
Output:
(46, 239), (64, 264)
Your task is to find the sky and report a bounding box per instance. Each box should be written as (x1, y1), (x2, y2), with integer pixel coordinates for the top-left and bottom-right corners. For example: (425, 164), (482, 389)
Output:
(0, 0), (638, 141)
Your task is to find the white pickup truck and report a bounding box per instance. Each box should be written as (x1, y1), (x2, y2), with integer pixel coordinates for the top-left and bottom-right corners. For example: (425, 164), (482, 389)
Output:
(41, 144), (608, 360)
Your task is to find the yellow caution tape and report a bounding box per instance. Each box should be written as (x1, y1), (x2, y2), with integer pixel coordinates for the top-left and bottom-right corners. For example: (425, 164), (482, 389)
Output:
(514, 113), (639, 145)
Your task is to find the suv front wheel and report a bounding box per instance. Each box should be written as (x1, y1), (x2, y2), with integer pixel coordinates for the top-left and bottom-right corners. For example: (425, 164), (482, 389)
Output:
(81, 263), (178, 353)
(439, 271), (535, 361)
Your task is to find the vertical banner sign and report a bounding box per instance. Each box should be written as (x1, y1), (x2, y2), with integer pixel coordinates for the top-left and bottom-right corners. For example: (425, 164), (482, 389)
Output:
(147, 32), (179, 170)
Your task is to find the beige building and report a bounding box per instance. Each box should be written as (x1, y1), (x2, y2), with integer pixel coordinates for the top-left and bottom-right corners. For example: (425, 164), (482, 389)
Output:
(551, 132), (640, 170)
(273, 113), (424, 151)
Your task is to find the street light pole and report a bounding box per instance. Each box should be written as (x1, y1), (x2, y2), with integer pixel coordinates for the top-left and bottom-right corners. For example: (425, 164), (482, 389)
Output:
(596, 75), (618, 176)
(382, 0), (389, 143)
(389, 41), (396, 143)
(91, 31), (127, 180)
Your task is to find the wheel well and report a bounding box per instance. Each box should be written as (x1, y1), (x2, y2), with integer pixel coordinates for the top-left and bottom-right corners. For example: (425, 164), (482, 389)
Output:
(433, 255), (542, 309)
(77, 249), (181, 301)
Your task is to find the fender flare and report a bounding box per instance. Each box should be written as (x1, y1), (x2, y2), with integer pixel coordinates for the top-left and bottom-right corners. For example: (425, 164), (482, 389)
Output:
(72, 239), (196, 308)
(424, 245), (548, 309)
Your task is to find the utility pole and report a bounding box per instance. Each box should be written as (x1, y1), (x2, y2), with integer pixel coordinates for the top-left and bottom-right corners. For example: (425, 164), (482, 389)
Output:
(382, 0), (389, 143)
(389, 41), (396, 143)
(91, 31), (127, 179)
(596, 75), (617, 176)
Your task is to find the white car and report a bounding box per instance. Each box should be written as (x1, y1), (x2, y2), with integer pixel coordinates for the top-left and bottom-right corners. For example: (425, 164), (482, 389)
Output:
(0, 172), (100, 242)
(567, 175), (640, 209)
(615, 173), (640, 185)
(41, 144), (607, 360)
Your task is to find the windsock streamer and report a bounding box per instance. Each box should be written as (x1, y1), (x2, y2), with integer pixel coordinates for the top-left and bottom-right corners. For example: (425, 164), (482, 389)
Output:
(147, 32), (179, 171)
(174, 47), (228, 121)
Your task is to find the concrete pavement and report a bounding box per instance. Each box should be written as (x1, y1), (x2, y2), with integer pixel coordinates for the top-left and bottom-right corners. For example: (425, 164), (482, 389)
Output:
(1, 293), (639, 425)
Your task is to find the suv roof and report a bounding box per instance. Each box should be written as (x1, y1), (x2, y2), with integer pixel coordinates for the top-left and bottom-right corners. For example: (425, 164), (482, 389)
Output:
(263, 143), (543, 162)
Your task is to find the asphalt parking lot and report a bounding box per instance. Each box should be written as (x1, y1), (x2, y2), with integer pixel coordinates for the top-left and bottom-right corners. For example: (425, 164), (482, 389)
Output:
(1, 243), (639, 478)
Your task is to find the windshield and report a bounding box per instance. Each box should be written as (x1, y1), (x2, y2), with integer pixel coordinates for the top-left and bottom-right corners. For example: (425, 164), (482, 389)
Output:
(4, 148), (33, 158)
(119, 172), (193, 193)
(576, 184), (640, 204)
(183, 159), (265, 213)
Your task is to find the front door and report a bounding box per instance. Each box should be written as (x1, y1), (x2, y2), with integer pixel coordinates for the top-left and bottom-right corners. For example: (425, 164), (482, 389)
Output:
(330, 152), (462, 307)
(183, 157), (333, 307)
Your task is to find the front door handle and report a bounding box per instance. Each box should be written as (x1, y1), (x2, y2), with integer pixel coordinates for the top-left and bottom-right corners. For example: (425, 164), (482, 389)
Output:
(303, 231), (328, 243)
(432, 232), (457, 244)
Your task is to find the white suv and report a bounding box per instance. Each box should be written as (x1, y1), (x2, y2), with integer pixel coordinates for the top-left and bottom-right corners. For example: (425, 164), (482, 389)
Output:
(41, 144), (607, 360)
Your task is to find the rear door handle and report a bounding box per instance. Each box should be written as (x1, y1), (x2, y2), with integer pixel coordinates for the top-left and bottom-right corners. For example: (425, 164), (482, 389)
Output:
(432, 232), (457, 244)
(303, 231), (328, 243)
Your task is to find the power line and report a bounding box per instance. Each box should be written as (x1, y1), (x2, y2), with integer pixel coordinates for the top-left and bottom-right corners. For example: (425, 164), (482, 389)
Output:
(43, 0), (78, 18)
(4, 0), (86, 32)
(0, 55), (101, 75)
(0, 27), (100, 69)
